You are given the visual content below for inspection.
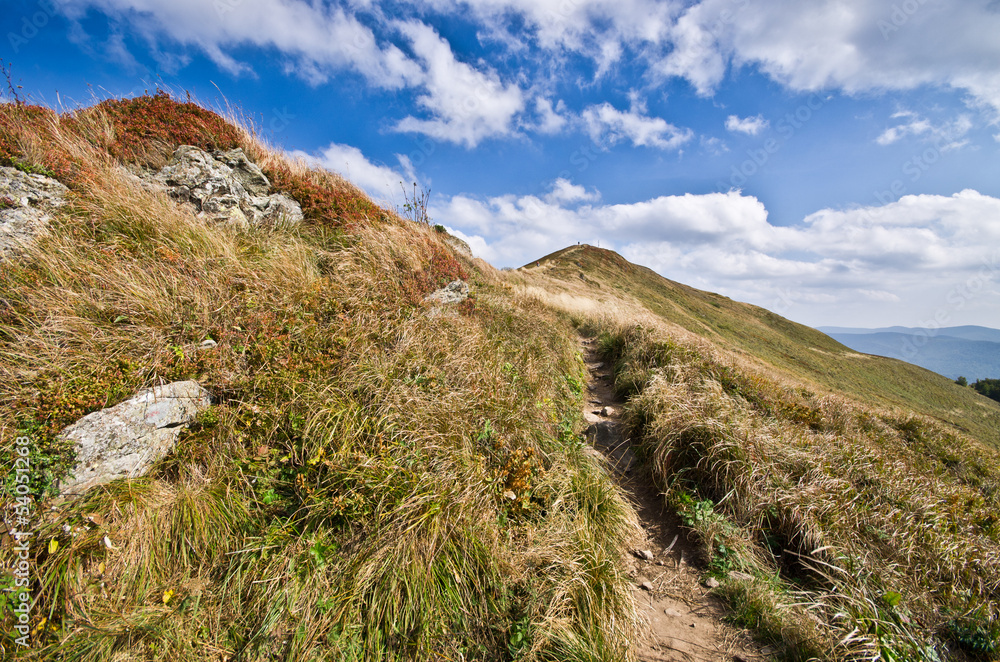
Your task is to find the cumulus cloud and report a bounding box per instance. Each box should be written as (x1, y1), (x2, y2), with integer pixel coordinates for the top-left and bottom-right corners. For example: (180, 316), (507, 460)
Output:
(433, 184), (1000, 325)
(725, 114), (768, 135)
(531, 97), (570, 135)
(545, 178), (600, 205)
(393, 21), (526, 147)
(416, 0), (675, 55)
(54, 1), (528, 147)
(581, 102), (692, 150)
(55, 0), (422, 87)
(662, 0), (1000, 114)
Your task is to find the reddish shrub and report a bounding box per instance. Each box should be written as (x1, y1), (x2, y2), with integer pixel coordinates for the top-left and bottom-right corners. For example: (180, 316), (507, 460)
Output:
(265, 163), (393, 228)
(399, 237), (469, 305)
(90, 91), (242, 166)
(0, 103), (75, 180)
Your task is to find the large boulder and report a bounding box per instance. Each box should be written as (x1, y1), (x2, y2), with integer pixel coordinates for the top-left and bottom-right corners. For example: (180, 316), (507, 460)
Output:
(154, 146), (303, 228)
(57, 381), (211, 496)
(0, 166), (69, 259)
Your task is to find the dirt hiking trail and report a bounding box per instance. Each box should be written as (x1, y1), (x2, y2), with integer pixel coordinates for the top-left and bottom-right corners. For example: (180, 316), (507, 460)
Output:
(580, 336), (767, 662)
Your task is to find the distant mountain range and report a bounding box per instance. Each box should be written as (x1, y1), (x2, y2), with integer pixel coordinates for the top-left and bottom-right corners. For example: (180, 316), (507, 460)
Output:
(816, 325), (1000, 381)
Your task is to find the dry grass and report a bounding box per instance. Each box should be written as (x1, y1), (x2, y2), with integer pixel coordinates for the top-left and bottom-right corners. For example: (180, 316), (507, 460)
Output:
(0, 94), (639, 660)
(515, 253), (1000, 660)
(570, 313), (1000, 660)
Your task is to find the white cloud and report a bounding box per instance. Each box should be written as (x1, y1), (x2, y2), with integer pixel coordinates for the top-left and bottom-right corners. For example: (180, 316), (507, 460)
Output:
(660, 0), (1000, 115)
(56, 0), (422, 88)
(393, 21), (526, 147)
(434, 184), (1000, 326)
(581, 102), (693, 150)
(415, 0), (675, 55)
(531, 97), (569, 135)
(545, 178), (600, 205)
(725, 114), (768, 135)
(290, 142), (416, 205)
(55, 1), (527, 148)
(700, 136), (728, 155)
(875, 111), (973, 150)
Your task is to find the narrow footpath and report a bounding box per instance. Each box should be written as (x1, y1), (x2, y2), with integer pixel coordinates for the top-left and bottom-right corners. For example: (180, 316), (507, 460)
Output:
(579, 336), (765, 662)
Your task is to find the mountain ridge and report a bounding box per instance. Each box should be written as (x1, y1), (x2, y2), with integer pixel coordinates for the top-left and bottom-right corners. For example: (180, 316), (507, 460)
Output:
(818, 324), (1000, 343)
(525, 244), (1000, 448)
(818, 326), (1000, 381)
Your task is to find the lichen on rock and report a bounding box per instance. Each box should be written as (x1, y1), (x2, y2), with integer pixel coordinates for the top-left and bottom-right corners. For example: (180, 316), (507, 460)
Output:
(153, 145), (303, 228)
(0, 166), (69, 259)
(57, 381), (212, 497)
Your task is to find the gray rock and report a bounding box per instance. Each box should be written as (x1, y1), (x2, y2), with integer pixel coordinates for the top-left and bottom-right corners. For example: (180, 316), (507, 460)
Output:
(442, 233), (472, 258)
(703, 577), (720, 589)
(600, 406), (616, 417)
(634, 549), (654, 562)
(212, 148), (271, 197)
(425, 280), (470, 305)
(0, 166), (69, 259)
(153, 146), (302, 228)
(57, 381), (211, 496)
(199, 339), (218, 349)
(639, 581), (654, 591)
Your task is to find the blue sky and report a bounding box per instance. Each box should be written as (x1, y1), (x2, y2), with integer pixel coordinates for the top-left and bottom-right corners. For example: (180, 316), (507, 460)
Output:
(3, 0), (999, 328)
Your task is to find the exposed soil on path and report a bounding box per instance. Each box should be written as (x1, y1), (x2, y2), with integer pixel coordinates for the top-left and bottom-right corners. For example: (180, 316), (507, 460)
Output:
(579, 336), (767, 662)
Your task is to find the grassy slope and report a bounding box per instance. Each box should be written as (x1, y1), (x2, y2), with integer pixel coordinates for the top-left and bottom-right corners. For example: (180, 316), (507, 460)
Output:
(0, 98), (639, 660)
(518, 244), (1000, 660)
(525, 244), (1000, 449)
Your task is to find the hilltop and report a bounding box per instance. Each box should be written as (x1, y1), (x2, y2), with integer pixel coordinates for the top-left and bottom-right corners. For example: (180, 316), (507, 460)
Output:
(2, 95), (999, 661)
(525, 244), (1000, 448)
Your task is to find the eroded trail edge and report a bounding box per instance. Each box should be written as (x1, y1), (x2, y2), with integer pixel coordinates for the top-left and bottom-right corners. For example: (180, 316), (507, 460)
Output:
(579, 336), (765, 662)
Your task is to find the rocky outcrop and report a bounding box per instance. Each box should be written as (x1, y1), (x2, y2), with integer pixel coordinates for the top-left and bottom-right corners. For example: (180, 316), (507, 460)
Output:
(425, 280), (470, 304)
(440, 232), (472, 258)
(57, 381), (211, 496)
(0, 166), (69, 259)
(154, 146), (303, 229)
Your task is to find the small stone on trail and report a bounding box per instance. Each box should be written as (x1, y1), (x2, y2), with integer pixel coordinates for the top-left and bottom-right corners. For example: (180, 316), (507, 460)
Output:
(639, 581), (654, 592)
(656, 560), (666, 566)
(634, 549), (654, 561)
(704, 577), (720, 589)
(689, 623), (696, 628)
(600, 406), (615, 416)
